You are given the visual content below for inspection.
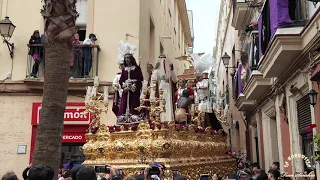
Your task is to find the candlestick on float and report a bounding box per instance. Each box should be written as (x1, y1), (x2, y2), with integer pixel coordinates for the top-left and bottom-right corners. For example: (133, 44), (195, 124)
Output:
(85, 86), (93, 106)
(82, 76), (109, 133)
(103, 86), (109, 106)
(135, 78), (166, 127)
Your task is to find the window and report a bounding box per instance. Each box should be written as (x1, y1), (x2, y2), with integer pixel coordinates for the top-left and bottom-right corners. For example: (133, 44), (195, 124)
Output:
(297, 95), (314, 169)
(160, 43), (164, 55)
(297, 95), (312, 134)
(178, 16), (181, 49)
(168, 9), (172, 34)
(249, 31), (259, 70)
(76, 0), (87, 26)
(77, 28), (86, 42)
(174, 28), (177, 44)
(150, 18), (155, 64)
(226, 88), (230, 105)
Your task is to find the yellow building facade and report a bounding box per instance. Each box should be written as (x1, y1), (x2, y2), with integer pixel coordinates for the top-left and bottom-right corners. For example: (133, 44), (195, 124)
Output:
(0, 0), (191, 177)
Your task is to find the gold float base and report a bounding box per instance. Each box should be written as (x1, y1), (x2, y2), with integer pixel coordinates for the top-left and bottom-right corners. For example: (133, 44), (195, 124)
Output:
(81, 121), (236, 179)
(83, 157), (236, 180)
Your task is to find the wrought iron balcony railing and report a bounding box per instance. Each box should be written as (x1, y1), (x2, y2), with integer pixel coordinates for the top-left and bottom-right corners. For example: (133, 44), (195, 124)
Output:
(26, 44), (101, 79)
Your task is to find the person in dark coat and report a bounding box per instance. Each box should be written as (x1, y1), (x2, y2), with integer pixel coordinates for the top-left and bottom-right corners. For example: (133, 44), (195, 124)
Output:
(28, 30), (43, 77)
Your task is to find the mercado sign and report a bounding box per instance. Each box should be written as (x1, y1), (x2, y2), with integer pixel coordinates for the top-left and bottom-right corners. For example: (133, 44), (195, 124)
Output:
(62, 133), (86, 143)
(31, 102), (91, 125)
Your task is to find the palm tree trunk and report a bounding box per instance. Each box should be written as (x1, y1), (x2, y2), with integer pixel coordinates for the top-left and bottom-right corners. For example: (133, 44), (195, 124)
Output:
(32, 0), (78, 176)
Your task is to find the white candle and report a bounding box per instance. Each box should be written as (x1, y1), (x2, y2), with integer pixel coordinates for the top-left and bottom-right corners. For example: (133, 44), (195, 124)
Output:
(159, 80), (165, 90)
(85, 86), (93, 105)
(195, 92), (199, 104)
(94, 76), (99, 87)
(140, 90), (145, 100)
(103, 86), (109, 105)
(91, 86), (97, 97)
(151, 70), (158, 81)
(150, 90), (156, 101)
(142, 80), (148, 90)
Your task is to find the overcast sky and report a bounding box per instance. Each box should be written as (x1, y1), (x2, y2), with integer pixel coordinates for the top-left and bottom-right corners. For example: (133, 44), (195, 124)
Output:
(186, 0), (221, 55)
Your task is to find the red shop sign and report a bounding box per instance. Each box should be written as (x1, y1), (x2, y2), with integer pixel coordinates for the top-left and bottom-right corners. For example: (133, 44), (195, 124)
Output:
(62, 133), (87, 143)
(31, 102), (91, 126)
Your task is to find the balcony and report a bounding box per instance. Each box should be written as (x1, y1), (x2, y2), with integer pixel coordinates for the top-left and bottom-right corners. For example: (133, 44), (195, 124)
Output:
(231, 0), (249, 30)
(24, 44), (101, 91)
(258, 31), (303, 78)
(243, 70), (272, 100)
(257, 0), (311, 78)
(235, 93), (256, 112)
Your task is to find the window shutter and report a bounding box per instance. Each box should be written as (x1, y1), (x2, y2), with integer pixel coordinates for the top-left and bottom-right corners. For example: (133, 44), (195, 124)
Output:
(76, 0), (87, 26)
(297, 95), (312, 134)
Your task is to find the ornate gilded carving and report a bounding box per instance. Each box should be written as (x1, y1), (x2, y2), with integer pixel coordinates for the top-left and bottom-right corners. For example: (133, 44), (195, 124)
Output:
(82, 120), (236, 179)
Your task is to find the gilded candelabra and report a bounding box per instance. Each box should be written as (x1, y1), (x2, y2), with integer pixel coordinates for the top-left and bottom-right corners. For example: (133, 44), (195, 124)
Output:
(83, 76), (109, 133)
(135, 80), (166, 126)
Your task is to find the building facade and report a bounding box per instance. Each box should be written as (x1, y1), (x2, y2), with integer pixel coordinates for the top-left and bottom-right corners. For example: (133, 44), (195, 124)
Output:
(0, 0), (191, 177)
(216, 0), (320, 175)
(215, 0), (247, 157)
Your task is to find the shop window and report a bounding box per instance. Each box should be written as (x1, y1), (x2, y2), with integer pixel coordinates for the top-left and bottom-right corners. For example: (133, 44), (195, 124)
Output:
(61, 144), (85, 165)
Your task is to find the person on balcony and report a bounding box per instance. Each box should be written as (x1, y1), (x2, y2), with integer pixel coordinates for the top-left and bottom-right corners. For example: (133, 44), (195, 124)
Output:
(83, 33), (97, 78)
(70, 33), (83, 78)
(29, 30), (43, 78)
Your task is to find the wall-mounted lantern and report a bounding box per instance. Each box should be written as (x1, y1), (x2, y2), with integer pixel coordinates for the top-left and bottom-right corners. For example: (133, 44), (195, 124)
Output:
(0, 16), (15, 58)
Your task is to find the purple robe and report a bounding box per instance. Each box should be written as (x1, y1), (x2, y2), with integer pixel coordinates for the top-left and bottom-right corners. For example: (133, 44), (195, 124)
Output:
(118, 66), (143, 116)
(269, 0), (293, 37)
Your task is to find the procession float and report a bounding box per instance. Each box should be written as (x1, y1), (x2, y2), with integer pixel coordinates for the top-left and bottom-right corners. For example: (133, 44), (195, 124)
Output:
(80, 41), (236, 179)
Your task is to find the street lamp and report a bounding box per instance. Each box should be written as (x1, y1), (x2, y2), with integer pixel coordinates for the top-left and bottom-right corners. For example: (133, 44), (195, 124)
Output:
(0, 16), (15, 58)
(308, 89), (318, 107)
(222, 52), (237, 69)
